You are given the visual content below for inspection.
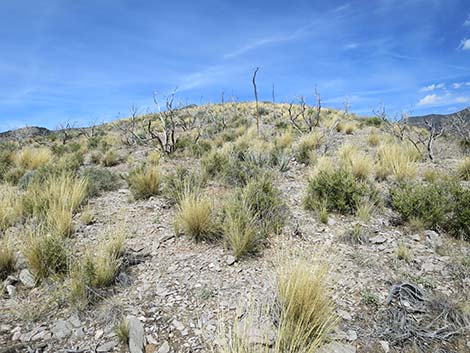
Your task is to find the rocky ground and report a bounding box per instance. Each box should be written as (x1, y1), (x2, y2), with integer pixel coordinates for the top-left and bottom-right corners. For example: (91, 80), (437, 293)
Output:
(1, 103), (469, 353)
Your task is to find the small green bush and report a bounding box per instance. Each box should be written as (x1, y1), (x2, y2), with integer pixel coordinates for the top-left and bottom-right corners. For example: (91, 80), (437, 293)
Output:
(81, 167), (120, 197)
(448, 188), (470, 240)
(201, 150), (229, 178)
(360, 116), (383, 127)
(304, 167), (376, 214)
(390, 181), (456, 230)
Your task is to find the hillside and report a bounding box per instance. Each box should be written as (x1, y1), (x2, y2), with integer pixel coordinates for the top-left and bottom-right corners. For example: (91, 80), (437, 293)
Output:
(0, 102), (469, 353)
(409, 107), (470, 128)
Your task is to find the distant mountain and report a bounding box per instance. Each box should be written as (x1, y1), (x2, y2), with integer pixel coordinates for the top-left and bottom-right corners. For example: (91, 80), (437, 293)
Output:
(409, 107), (470, 128)
(0, 126), (51, 140)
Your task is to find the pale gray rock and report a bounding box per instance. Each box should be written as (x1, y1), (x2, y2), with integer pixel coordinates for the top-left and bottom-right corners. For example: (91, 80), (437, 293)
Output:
(97, 340), (119, 352)
(157, 341), (170, 353)
(19, 269), (35, 288)
(6, 284), (16, 298)
(317, 342), (356, 353)
(225, 255), (236, 266)
(51, 320), (72, 339)
(127, 316), (144, 353)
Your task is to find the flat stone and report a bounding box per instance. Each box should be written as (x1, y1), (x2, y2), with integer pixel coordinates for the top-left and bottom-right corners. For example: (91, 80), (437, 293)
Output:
(51, 320), (72, 339)
(317, 342), (356, 353)
(19, 269), (35, 288)
(379, 340), (390, 353)
(97, 340), (119, 352)
(127, 316), (144, 353)
(225, 255), (236, 266)
(157, 341), (170, 353)
(370, 235), (387, 244)
(6, 285), (16, 298)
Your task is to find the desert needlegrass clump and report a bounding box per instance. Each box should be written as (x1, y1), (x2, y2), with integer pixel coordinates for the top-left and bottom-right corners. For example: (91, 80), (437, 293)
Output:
(115, 318), (130, 344)
(163, 166), (206, 204)
(376, 142), (420, 181)
(102, 149), (122, 167)
(367, 132), (381, 147)
(0, 237), (16, 280)
(127, 165), (161, 200)
(295, 132), (322, 165)
(457, 157), (470, 181)
(275, 258), (336, 352)
(175, 194), (220, 242)
(396, 241), (412, 262)
(223, 197), (261, 259)
(24, 229), (69, 280)
(339, 145), (373, 180)
(0, 185), (23, 231)
(14, 147), (52, 170)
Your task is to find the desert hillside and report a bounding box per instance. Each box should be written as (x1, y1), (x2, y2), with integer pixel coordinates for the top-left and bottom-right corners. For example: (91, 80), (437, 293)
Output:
(0, 101), (469, 353)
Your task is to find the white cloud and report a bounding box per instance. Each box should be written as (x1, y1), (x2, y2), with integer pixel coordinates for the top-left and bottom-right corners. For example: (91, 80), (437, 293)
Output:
(417, 93), (470, 107)
(459, 38), (470, 50)
(419, 83), (445, 92)
(418, 94), (439, 106)
(464, 14), (470, 27)
(453, 83), (462, 89)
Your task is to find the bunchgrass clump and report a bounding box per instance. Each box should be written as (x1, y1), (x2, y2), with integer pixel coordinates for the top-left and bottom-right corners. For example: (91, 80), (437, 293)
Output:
(127, 165), (161, 200)
(295, 132), (322, 165)
(24, 229), (69, 280)
(376, 142), (420, 181)
(115, 318), (130, 344)
(175, 193), (220, 242)
(396, 241), (412, 262)
(81, 167), (120, 197)
(457, 157), (470, 181)
(276, 257), (336, 352)
(223, 197), (261, 259)
(14, 147), (52, 170)
(102, 149), (122, 167)
(367, 133), (381, 147)
(339, 145), (373, 180)
(0, 185), (23, 231)
(163, 166), (206, 204)
(0, 237), (16, 280)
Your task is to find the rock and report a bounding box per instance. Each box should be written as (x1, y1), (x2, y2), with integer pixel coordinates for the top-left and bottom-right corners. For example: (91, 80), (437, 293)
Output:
(225, 255), (236, 266)
(172, 319), (185, 331)
(157, 341), (170, 353)
(68, 314), (82, 328)
(379, 340), (390, 353)
(370, 235), (387, 244)
(127, 316), (144, 353)
(51, 320), (72, 339)
(97, 340), (119, 352)
(346, 330), (357, 341)
(424, 230), (442, 248)
(19, 269), (35, 288)
(6, 285), (16, 298)
(337, 310), (352, 321)
(317, 342), (356, 353)
(410, 233), (421, 242)
(95, 329), (104, 340)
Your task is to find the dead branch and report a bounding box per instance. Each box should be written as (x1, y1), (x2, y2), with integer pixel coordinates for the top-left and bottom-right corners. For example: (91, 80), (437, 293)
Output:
(252, 67), (260, 135)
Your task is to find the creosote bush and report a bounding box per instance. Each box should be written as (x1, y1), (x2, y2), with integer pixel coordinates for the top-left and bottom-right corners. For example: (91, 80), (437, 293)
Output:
(127, 165), (161, 200)
(175, 193), (220, 242)
(81, 167), (120, 197)
(390, 180), (469, 240)
(304, 167), (376, 215)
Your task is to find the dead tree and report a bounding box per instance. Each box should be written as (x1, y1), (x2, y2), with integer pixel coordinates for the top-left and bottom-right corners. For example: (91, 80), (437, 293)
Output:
(287, 88), (322, 133)
(252, 67), (260, 135)
(449, 107), (470, 150)
(148, 90), (179, 154)
(422, 120), (444, 162)
(57, 120), (77, 145)
(116, 105), (146, 146)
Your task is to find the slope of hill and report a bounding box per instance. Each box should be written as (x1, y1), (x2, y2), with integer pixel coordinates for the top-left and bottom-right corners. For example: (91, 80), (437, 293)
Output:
(0, 126), (51, 140)
(409, 107), (470, 127)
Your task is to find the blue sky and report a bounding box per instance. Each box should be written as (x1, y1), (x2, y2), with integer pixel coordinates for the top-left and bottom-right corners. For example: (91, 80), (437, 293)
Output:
(1, 0), (470, 131)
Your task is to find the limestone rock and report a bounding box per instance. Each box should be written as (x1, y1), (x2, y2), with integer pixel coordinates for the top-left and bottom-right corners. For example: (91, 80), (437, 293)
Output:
(127, 316), (144, 353)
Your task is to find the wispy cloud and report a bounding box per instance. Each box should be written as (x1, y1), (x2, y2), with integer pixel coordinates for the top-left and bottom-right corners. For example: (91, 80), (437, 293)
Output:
(459, 38), (470, 50)
(419, 83), (445, 92)
(464, 14), (470, 26)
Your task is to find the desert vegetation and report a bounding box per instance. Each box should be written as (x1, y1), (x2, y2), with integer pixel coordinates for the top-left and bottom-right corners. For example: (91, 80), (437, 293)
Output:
(0, 100), (468, 353)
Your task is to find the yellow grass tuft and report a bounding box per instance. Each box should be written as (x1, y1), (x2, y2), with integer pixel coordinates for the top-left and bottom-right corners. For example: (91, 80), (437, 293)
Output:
(14, 147), (52, 170)
(376, 142), (419, 181)
(0, 236), (16, 280)
(0, 184), (23, 231)
(457, 157), (470, 181)
(175, 193), (220, 242)
(127, 165), (161, 200)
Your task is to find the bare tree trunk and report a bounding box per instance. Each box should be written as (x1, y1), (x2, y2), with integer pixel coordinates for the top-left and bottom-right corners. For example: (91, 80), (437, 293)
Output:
(252, 67), (260, 135)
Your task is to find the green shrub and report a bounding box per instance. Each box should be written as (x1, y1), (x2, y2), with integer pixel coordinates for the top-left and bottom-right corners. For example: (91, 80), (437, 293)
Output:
(448, 188), (470, 240)
(304, 167), (376, 214)
(360, 116), (383, 127)
(390, 181), (456, 230)
(201, 150), (229, 178)
(223, 151), (262, 186)
(81, 167), (119, 197)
